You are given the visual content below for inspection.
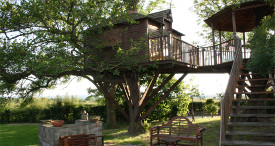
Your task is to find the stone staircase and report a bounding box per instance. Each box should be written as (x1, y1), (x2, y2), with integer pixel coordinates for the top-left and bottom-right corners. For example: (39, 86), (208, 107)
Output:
(222, 67), (275, 146)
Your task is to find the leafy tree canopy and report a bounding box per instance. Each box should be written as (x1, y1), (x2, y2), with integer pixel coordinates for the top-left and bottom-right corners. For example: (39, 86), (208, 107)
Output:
(193, 0), (242, 44)
(0, 0), (165, 99)
(246, 13), (275, 74)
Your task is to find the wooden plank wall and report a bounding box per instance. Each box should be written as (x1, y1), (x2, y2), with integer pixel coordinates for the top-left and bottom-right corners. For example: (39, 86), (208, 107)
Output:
(85, 19), (150, 64)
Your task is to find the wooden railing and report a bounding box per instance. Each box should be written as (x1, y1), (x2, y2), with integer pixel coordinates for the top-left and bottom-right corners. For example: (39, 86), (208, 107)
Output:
(199, 39), (235, 66)
(148, 35), (195, 63)
(148, 34), (250, 67)
(220, 37), (243, 142)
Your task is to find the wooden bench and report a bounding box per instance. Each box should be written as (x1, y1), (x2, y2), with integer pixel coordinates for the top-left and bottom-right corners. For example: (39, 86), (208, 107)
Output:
(149, 116), (206, 146)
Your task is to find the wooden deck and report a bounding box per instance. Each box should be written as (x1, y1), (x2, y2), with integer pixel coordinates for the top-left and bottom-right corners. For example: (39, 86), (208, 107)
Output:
(147, 34), (250, 73)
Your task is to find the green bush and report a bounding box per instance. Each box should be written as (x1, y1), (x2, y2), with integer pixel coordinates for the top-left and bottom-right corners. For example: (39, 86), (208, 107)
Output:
(188, 100), (220, 116)
(0, 97), (104, 124)
(204, 99), (219, 117)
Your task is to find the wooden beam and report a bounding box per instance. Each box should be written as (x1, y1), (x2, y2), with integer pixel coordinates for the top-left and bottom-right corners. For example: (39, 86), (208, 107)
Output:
(137, 73), (175, 118)
(211, 23), (217, 65)
(97, 82), (130, 121)
(196, 46), (199, 66)
(232, 11), (238, 56)
(120, 83), (133, 107)
(233, 3), (268, 12)
(139, 72), (159, 105)
(139, 73), (187, 121)
(232, 11), (237, 39)
(243, 32), (246, 58)
(219, 31), (222, 64)
(168, 32), (171, 59)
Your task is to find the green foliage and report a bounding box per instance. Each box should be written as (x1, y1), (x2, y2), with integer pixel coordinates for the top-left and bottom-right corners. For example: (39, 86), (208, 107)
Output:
(0, 96), (105, 123)
(192, 0), (242, 43)
(0, 0), (165, 99)
(142, 119), (151, 132)
(205, 98), (215, 105)
(0, 0), (127, 98)
(246, 13), (275, 74)
(143, 75), (199, 121)
(204, 99), (219, 117)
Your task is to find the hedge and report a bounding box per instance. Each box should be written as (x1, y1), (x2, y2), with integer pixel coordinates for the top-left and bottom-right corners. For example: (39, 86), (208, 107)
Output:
(0, 98), (220, 124)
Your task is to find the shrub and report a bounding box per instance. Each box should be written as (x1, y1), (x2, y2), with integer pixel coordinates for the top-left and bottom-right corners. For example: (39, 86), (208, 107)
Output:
(0, 97), (101, 124)
(204, 99), (219, 117)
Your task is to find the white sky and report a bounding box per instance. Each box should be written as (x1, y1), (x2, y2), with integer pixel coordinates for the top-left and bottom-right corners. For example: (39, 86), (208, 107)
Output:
(39, 0), (230, 99)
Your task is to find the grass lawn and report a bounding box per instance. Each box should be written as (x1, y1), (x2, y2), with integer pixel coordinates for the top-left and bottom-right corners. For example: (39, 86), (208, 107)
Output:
(0, 124), (38, 146)
(0, 116), (220, 146)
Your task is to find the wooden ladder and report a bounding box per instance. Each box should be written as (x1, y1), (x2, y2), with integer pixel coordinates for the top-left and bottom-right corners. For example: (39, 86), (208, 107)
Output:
(222, 66), (275, 146)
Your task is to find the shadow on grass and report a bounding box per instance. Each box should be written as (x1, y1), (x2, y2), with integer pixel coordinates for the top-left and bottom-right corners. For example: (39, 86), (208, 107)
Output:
(0, 117), (221, 146)
(103, 117), (221, 146)
(192, 116), (221, 146)
(102, 122), (148, 146)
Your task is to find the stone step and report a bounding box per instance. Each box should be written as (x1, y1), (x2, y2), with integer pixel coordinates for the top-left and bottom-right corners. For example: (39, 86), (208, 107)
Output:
(222, 140), (275, 146)
(226, 131), (275, 136)
(229, 114), (275, 118)
(232, 106), (275, 109)
(228, 122), (275, 127)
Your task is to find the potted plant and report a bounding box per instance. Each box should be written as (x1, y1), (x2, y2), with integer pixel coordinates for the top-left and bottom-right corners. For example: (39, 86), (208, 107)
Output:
(50, 120), (64, 127)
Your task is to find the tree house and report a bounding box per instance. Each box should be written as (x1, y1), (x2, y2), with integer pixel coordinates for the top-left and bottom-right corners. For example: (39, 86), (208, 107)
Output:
(85, 1), (274, 136)
(85, 9), (242, 76)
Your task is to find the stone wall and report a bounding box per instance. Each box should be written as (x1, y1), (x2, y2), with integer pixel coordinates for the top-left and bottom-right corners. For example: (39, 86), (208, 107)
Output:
(38, 122), (102, 146)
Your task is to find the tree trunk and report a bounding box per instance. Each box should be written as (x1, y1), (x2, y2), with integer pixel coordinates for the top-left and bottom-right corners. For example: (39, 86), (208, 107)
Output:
(124, 71), (145, 135)
(97, 83), (118, 128)
(128, 113), (143, 135)
(105, 95), (117, 128)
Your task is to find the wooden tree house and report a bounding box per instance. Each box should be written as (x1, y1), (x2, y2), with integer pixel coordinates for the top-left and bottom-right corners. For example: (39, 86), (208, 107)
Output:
(84, 1), (274, 137)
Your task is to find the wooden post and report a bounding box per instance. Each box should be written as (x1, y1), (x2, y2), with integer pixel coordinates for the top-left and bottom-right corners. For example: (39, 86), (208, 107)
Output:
(219, 31), (222, 64)
(168, 32), (171, 59)
(196, 46), (199, 66)
(202, 48), (205, 66)
(243, 32), (246, 58)
(211, 23), (217, 65)
(232, 11), (238, 56)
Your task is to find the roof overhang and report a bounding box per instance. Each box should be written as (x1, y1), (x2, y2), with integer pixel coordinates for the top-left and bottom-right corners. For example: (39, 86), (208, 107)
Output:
(172, 29), (185, 36)
(204, 1), (274, 32)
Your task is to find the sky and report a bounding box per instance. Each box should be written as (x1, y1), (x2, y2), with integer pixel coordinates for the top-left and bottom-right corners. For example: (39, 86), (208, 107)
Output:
(38, 0), (230, 99)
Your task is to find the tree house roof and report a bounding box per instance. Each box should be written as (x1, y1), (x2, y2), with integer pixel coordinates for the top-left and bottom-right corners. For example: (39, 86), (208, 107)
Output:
(204, 0), (274, 32)
(113, 9), (184, 36)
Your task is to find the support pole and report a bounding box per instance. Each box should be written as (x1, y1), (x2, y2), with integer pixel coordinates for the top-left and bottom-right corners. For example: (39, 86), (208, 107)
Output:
(211, 23), (217, 65)
(232, 11), (238, 55)
(219, 31), (222, 64)
(243, 32), (246, 58)
(196, 46), (200, 66)
(168, 32), (171, 59)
